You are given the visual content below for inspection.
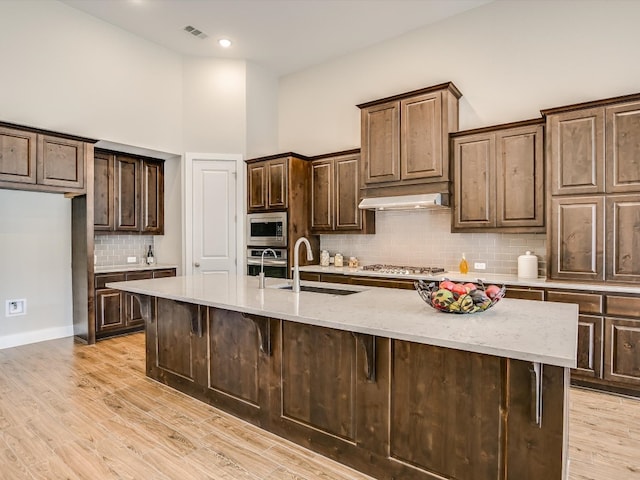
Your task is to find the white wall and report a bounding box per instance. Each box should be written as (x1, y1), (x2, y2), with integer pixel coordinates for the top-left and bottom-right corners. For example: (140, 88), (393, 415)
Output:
(277, 0), (640, 272)
(278, 0), (640, 154)
(0, 190), (73, 348)
(0, 1), (257, 347)
(246, 62), (279, 158)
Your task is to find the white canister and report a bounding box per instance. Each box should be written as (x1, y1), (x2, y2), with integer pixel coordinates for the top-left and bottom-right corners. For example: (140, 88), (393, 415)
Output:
(518, 251), (538, 279)
(334, 253), (343, 267)
(320, 250), (330, 267)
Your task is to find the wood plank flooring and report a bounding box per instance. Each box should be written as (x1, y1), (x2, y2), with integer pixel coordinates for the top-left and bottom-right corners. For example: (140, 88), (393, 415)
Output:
(0, 333), (637, 480)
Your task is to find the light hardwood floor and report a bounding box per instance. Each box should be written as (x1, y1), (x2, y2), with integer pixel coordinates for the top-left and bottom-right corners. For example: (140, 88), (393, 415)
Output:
(0, 333), (638, 480)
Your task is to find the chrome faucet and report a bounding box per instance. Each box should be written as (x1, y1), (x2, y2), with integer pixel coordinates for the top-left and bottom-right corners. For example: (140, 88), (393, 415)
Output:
(292, 237), (313, 293)
(258, 248), (277, 289)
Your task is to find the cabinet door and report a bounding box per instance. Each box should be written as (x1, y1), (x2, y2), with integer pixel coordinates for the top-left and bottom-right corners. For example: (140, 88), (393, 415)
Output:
(606, 195), (640, 283)
(141, 160), (164, 234)
(114, 155), (140, 231)
(548, 108), (604, 195)
(310, 159), (333, 231)
(0, 126), (37, 184)
(247, 162), (266, 211)
(335, 154), (362, 230)
(549, 196), (604, 281)
(37, 135), (85, 190)
(93, 151), (114, 231)
(605, 101), (640, 193)
(361, 100), (400, 185)
(505, 287), (545, 301)
(452, 133), (495, 229)
(401, 92), (443, 180)
(573, 315), (603, 379)
(495, 124), (544, 228)
(604, 317), (640, 386)
(267, 158), (288, 209)
(124, 271), (154, 327)
(95, 289), (124, 335)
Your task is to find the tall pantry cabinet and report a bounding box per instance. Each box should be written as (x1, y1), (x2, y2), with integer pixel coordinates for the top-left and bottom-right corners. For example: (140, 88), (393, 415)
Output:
(544, 94), (640, 284)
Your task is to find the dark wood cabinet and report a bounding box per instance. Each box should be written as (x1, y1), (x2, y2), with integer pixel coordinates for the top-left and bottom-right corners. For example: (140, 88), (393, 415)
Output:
(147, 299), (569, 480)
(574, 314), (604, 379)
(545, 94), (640, 284)
(606, 194), (640, 283)
(505, 286), (545, 301)
(95, 268), (175, 339)
(605, 100), (640, 193)
(359, 83), (461, 198)
(310, 150), (374, 234)
(0, 126), (37, 184)
(604, 316), (640, 386)
(247, 157), (288, 212)
(547, 107), (605, 196)
(549, 195), (605, 282)
(452, 120), (544, 232)
(0, 123), (88, 194)
(95, 150), (164, 234)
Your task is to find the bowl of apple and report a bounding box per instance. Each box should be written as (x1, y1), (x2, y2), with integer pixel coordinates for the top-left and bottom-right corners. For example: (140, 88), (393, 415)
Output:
(414, 279), (505, 314)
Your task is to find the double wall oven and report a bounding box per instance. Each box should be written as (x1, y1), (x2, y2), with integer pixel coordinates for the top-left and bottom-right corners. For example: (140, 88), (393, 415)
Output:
(246, 212), (288, 278)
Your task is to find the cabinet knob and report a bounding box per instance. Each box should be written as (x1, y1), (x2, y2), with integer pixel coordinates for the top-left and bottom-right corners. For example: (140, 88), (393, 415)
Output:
(194, 262), (200, 268)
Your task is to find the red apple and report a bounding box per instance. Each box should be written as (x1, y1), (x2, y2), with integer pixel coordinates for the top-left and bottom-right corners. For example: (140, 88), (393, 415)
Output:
(484, 284), (501, 299)
(451, 283), (468, 296)
(439, 280), (455, 291)
(463, 282), (477, 292)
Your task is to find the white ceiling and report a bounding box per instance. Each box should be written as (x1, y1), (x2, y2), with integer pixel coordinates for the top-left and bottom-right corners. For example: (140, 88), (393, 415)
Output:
(61, 0), (492, 76)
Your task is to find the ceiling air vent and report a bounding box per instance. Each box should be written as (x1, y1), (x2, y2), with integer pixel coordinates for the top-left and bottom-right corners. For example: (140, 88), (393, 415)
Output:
(183, 25), (208, 40)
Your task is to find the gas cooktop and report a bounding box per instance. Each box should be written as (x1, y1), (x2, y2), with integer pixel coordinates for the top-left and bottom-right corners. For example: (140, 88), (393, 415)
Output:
(361, 264), (447, 276)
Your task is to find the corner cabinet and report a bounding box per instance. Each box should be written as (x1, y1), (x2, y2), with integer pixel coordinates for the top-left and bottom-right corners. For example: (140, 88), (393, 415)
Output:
(0, 123), (90, 194)
(94, 268), (175, 339)
(451, 119), (545, 232)
(358, 82), (461, 198)
(94, 149), (164, 235)
(544, 94), (640, 283)
(310, 150), (374, 234)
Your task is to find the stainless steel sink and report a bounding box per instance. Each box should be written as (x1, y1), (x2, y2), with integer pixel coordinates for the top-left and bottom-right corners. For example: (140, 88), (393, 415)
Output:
(276, 285), (360, 296)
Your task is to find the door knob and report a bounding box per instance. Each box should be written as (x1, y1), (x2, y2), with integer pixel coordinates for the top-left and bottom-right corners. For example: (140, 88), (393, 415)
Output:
(194, 262), (200, 267)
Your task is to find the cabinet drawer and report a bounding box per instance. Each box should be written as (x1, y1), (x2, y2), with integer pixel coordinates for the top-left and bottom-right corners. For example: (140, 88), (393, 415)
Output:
(320, 274), (352, 285)
(606, 295), (640, 318)
(546, 290), (603, 315)
(153, 269), (176, 279)
(126, 271), (153, 281)
(95, 273), (126, 289)
(300, 272), (321, 282)
(351, 276), (415, 290)
(505, 287), (545, 301)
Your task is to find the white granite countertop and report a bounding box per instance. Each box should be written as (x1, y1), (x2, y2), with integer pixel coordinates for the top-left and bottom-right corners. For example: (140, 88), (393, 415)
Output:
(107, 274), (578, 368)
(299, 265), (640, 294)
(95, 264), (178, 274)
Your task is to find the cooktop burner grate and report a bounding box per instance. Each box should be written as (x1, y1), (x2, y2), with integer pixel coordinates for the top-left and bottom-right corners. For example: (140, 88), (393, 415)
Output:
(361, 264), (447, 275)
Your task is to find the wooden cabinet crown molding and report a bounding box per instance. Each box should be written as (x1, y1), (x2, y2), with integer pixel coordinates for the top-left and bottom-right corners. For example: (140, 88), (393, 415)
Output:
(356, 81), (462, 109)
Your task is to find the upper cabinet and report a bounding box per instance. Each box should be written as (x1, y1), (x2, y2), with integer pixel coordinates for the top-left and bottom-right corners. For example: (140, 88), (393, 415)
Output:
(0, 123), (91, 194)
(310, 150), (374, 234)
(451, 120), (545, 232)
(544, 93), (640, 284)
(358, 82), (461, 197)
(247, 156), (288, 212)
(94, 150), (164, 235)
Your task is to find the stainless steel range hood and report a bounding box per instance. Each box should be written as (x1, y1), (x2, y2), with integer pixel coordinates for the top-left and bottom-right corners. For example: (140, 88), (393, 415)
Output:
(358, 193), (448, 211)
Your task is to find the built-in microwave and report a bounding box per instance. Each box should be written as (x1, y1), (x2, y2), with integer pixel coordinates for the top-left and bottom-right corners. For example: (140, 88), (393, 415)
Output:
(246, 212), (287, 247)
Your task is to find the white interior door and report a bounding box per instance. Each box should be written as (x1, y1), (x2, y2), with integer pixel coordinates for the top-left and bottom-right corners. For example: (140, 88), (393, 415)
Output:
(191, 159), (237, 277)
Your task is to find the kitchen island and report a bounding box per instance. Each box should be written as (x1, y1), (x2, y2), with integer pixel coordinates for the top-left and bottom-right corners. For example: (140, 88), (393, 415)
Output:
(108, 274), (578, 480)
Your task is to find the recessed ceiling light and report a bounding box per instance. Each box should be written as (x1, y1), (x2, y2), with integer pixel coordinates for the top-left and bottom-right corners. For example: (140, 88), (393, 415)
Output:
(218, 38), (232, 48)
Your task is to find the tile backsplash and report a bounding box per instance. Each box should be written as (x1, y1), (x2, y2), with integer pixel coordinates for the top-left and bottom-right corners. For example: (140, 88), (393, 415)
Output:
(94, 234), (155, 267)
(320, 209), (547, 276)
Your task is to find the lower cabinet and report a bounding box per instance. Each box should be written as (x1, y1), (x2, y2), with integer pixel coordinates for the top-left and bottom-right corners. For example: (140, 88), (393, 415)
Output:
(147, 300), (568, 480)
(95, 268), (175, 339)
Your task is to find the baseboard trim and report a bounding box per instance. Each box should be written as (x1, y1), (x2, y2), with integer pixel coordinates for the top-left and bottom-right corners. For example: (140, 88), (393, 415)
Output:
(0, 325), (74, 350)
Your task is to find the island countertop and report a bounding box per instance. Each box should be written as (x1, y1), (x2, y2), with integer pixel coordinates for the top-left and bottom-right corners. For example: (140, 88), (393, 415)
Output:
(107, 274), (578, 368)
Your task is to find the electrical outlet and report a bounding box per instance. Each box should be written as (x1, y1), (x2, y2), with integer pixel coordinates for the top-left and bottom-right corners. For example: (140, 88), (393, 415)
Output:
(6, 299), (26, 317)
(127, 256), (137, 263)
(474, 262), (486, 270)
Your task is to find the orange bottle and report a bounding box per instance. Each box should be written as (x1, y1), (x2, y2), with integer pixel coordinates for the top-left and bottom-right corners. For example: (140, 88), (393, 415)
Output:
(459, 253), (469, 274)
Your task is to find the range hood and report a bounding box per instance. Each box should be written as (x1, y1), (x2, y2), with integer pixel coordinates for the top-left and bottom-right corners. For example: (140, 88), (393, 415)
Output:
(358, 193), (448, 211)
